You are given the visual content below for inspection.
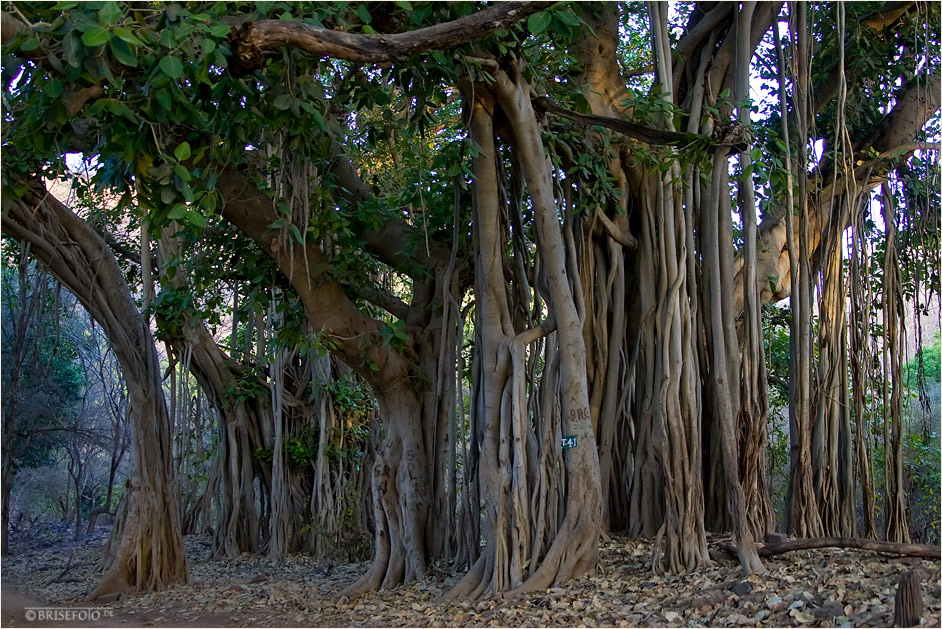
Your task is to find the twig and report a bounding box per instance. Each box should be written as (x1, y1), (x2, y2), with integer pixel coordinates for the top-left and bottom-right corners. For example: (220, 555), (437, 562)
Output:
(49, 554), (78, 583)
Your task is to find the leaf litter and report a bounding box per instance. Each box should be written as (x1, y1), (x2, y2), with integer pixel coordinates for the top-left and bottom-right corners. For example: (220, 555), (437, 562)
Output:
(2, 529), (939, 627)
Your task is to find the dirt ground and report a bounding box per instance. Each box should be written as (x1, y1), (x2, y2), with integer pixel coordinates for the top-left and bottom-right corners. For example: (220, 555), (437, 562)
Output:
(1, 524), (939, 627)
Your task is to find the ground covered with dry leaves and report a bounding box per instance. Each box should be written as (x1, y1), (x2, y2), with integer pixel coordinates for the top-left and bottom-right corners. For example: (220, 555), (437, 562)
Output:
(1, 525), (939, 627)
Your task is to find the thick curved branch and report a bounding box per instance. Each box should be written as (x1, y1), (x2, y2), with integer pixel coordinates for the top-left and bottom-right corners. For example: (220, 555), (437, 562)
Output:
(706, 2), (782, 99)
(675, 3), (735, 68)
(215, 166), (416, 385)
(864, 1), (917, 30)
(358, 284), (411, 321)
(230, 2), (550, 69)
(855, 69), (942, 156)
(596, 210), (639, 249)
(2, 179), (186, 596)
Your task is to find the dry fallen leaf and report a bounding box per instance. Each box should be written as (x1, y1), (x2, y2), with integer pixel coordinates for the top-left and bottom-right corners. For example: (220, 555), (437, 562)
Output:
(793, 610), (815, 623)
(4, 529), (940, 628)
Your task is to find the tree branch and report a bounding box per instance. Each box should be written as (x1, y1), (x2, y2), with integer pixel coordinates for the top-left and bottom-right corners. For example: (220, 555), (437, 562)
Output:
(722, 537), (940, 559)
(855, 69), (942, 156)
(813, 2), (918, 114)
(358, 284), (410, 321)
(864, 1), (916, 30)
(230, 2), (551, 70)
(214, 166), (417, 381)
(1, 11), (26, 43)
(532, 96), (698, 146)
(675, 3), (735, 66)
(596, 210), (638, 249)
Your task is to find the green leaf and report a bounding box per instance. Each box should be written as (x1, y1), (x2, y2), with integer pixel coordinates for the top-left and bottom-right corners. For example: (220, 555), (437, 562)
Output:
(113, 26), (143, 46)
(201, 191), (217, 213)
(98, 1), (123, 26)
(63, 32), (82, 66)
(288, 223), (303, 244)
(81, 26), (112, 47)
(185, 209), (206, 229)
(273, 93), (295, 110)
(167, 203), (187, 220)
(160, 186), (177, 205)
(527, 11), (552, 35)
(555, 11), (582, 27)
(20, 36), (41, 52)
(44, 80), (64, 98)
(173, 163), (191, 182)
(310, 108), (326, 132)
(208, 23), (230, 37)
(174, 141), (192, 162)
(178, 181), (195, 203)
(159, 55), (184, 79)
(357, 4), (372, 24)
(155, 88), (171, 111)
(105, 99), (136, 122)
(718, 87), (731, 100)
(551, 16), (572, 38)
(108, 37), (137, 66)
(395, 1), (412, 10)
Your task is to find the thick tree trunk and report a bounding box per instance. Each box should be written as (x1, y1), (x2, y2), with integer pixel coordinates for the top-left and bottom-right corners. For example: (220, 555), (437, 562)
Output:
(155, 234), (268, 557)
(638, 2), (711, 573)
(2, 183), (187, 599)
(567, 4), (638, 535)
(447, 93), (529, 597)
(342, 387), (429, 594)
(813, 216), (856, 537)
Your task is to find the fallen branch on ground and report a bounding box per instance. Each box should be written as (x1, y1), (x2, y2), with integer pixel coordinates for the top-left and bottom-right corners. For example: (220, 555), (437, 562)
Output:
(720, 537), (940, 559)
